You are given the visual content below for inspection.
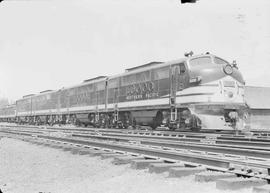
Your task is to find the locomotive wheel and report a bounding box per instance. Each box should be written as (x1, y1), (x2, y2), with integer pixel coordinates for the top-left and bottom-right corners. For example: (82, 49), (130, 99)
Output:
(152, 111), (163, 129)
(75, 119), (81, 126)
(189, 114), (201, 132)
(191, 126), (201, 132)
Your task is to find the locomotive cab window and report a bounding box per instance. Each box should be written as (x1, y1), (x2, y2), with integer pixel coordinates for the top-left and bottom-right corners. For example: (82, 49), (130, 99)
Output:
(189, 56), (212, 67)
(214, 57), (229, 65)
(180, 63), (186, 74)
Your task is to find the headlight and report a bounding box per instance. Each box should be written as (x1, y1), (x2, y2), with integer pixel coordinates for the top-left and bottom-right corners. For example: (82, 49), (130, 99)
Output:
(223, 65), (233, 75)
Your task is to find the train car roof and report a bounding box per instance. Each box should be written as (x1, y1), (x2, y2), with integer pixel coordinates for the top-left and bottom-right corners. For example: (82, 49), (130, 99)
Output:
(16, 76), (108, 102)
(16, 76), (108, 101)
(83, 76), (107, 83)
(60, 76), (107, 91)
(0, 104), (16, 110)
(15, 53), (219, 101)
(17, 89), (57, 102)
(125, 61), (164, 72)
(22, 94), (35, 98)
(39, 90), (53, 94)
(108, 53), (216, 80)
(108, 58), (185, 80)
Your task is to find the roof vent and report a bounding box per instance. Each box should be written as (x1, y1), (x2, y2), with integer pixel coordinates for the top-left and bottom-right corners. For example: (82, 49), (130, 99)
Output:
(83, 76), (107, 83)
(22, 94), (35, 98)
(125, 61), (163, 72)
(40, 90), (53, 94)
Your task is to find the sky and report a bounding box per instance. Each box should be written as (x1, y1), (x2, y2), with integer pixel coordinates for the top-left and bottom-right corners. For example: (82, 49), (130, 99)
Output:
(0, 0), (270, 101)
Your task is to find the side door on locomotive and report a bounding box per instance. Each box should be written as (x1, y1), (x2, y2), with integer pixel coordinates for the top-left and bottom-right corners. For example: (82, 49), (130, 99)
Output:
(106, 77), (120, 127)
(170, 61), (190, 129)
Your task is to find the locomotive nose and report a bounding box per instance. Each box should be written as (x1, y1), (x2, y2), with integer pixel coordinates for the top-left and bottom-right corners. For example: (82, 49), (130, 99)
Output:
(188, 58), (244, 85)
(189, 64), (226, 84)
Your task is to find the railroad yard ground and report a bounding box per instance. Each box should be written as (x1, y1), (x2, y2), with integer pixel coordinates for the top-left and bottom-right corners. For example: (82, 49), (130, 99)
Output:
(0, 137), (252, 193)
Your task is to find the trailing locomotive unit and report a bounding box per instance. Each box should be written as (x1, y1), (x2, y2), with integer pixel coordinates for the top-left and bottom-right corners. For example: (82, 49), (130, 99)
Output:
(0, 52), (246, 131)
(0, 104), (16, 123)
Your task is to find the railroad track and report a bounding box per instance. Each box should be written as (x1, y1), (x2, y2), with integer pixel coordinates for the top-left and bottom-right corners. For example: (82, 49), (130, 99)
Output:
(1, 123), (267, 141)
(3, 124), (270, 151)
(0, 123), (250, 137)
(2, 125), (270, 191)
(1, 125), (270, 173)
(2, 125), (270, 160)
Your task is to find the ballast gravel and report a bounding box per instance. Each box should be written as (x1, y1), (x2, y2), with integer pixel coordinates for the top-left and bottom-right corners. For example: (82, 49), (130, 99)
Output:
(0, 137), (252, 193)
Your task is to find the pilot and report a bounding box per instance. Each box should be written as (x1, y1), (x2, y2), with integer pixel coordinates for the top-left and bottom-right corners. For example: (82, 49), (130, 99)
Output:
(182, 110), (190, 125)
(182, 110), (201, 131)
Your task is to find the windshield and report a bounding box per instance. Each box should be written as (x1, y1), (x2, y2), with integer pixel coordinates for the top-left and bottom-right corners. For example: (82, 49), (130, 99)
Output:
(214, 57), (229, 65)
(189, 56), (212, 67)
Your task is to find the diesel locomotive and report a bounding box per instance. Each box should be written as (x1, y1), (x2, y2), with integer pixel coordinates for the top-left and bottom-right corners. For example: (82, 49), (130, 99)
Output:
(0, 52), (247, 131)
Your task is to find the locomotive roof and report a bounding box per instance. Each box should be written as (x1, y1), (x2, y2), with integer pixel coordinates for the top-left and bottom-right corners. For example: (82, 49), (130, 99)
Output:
(39, 90), (53, 94)
(108, 54), (215, 79)
(18, 89), (57, 101)
(61, 76), (107, 91)
(0, 104), (16, 110)
(125, 61), (164, 72)
(16, 53), (217, 101)
(16, 76), (108, 101)
(109, 58), (185, 80)
(83, 76), (107, 83)
(22, 94), (35, 98)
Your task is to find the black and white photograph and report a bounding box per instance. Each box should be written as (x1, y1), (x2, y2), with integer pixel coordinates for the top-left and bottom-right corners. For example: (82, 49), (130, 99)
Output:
(0, 0), (270, 192)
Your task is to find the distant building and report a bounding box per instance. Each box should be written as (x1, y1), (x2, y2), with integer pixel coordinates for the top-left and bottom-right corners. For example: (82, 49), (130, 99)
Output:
(244, 86), (270, 130)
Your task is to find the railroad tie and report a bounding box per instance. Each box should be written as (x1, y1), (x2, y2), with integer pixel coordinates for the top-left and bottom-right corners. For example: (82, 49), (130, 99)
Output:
(131, 159), (164, 170)
(100, 153), (123, 160)
(148, 162), (185, 174)
(168, 167), (206, 178)
(195, 171), (236, 182)
(216, 177), (267, 190)
(112, 156), (144, 165)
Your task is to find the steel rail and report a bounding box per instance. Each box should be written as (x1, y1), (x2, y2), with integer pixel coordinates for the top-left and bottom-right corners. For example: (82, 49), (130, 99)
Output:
(5, 123), (270, 142)
(2, 126), (270, 152)
(2, 130), (270, 180)
(101, 132), (270, 147)
(1, 127), (270, 161)
(70, 133), (270, 159)
(0, 124), (248, 138)
(0, 127), (265, 149)
(34, 135), (270, 179)
(2, 127), (270, 159)
(2, 124), (270, 144)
